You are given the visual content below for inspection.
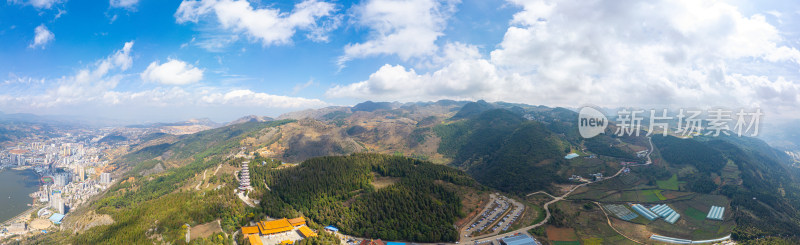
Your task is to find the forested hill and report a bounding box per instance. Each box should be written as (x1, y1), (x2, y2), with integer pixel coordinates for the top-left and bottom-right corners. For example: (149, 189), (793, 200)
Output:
(253, 153), (482, 242)
(433, 107), (573, 194)
(653, 135), (800, 241)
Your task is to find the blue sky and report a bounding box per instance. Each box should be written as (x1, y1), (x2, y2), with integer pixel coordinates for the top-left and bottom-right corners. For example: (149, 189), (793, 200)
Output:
(2, 0), (800, 123)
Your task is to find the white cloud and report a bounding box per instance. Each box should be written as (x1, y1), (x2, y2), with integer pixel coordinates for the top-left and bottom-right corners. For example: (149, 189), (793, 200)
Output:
(0, 41), (328, 122)
(54, 9), (66, 19)
(29, 24), (54, 49)
(328, 0), (800, 118)
(110, 0), (138, 8)
(96, 87), (327, 109)
(338, 0), (459, 66)
(328, 50), (500, 101)
(39, 41), (134, 107)
(141, 59), (204, 85)
(2, 74), (45, 86)
(200, 89), (327, 108)
(175, 0), (337, 48)
(9, 0), (62, 9)
(765, 10), (781, 18)
(292, 79), (315, 94)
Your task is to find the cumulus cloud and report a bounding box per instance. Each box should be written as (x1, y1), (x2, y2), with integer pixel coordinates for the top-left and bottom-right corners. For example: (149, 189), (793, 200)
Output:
(110, 0), (138, 8)
(29, 24), (54, 49)
(327, 56), (499, 101)
(36, 41), (134, 107)
(0, 41), (327, 122)
(328, 0), (800, 118)
(141, 59), (204, 85)
(338, 0), (459, 66)
(9, 0), (62, 9)
(200, 89), (327, 108)
(96, 87), (328, 122)
(175, 0), (337, 48)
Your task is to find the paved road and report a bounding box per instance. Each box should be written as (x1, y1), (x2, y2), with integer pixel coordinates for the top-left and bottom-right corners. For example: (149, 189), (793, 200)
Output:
(269, 138), (657, 245)
(195, 169), (207, 190)
(465, 136), (654, 244)
(525, 191), (555, 199)
(458, 195), (501, 242)
(328, 164), (632, 245)
(467, 165), (628, 244)
(646, 136), (653, 164)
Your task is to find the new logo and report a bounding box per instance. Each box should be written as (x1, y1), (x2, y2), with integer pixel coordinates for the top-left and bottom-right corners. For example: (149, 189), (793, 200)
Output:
(578, 106), (608, 138)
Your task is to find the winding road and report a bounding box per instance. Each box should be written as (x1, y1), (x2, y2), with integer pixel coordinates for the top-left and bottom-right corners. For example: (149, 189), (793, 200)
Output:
(239, 138), (657, 245)
(464, 136), (654, 244)
(466, 165), (628, 244)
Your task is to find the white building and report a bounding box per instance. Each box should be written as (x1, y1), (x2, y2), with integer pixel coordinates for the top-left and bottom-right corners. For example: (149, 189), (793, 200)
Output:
(100, 172), (111, 184)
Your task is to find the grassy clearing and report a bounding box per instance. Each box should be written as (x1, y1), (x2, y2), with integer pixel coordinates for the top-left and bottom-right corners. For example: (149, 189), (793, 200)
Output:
(639, 190), (660, 202)
(657, 174), (680, 190)
(559, 157), (620, 179)
(507, 202), (545, 231)
(654, 190), (667, 200)
(621, 191), (638, 201)
(370, 175), (400, 189)
(684, 207), (706, 222)
(582, 238), (603, 245)
(528, 204), (547, 226)
(189, 220), (222, 240)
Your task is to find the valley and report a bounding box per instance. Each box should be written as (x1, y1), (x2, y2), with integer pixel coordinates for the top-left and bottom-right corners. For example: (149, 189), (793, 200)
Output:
(4, 101), (800, 245)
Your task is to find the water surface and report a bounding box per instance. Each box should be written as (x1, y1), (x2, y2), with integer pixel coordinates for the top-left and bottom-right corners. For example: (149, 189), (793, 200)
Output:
(0, 169), (40, 223)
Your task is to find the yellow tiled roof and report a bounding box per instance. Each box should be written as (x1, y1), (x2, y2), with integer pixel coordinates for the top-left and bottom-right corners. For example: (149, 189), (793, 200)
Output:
(258, 218), (293, 234)
(288, 217), (306, 226)
(298, 225), (317, 238)
(241, 226), (259, 235)
(248, 235), (264, 245)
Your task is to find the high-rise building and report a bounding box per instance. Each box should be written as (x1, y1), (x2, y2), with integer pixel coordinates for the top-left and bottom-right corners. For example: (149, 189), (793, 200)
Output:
(50, 191), (65, 214)
(77, 166), (85, 182)
(54, 174), (66, 186)
(15, 154), (24, 166)
(100, 172), (111, 184)
(61, 145), (71, 156)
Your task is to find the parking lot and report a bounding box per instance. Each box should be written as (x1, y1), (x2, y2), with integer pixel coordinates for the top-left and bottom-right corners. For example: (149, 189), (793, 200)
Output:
(463, 193), (526, 238)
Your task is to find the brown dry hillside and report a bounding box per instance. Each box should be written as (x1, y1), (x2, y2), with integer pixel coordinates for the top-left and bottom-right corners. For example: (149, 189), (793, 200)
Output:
(237, 101), (465, 163)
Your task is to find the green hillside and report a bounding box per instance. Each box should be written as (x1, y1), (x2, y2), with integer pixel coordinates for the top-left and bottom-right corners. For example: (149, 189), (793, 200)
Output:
(20, 121), (295, 244)
(435, 108), (570, 194)
(654, 135), (800, 242)
(14, 101), (800, 244)
(256, 153), (481, 242)
(468, 121), (566, 194)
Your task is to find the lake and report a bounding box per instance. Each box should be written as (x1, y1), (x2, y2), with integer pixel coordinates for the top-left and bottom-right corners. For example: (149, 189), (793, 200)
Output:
(0, 169), (40, 223)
